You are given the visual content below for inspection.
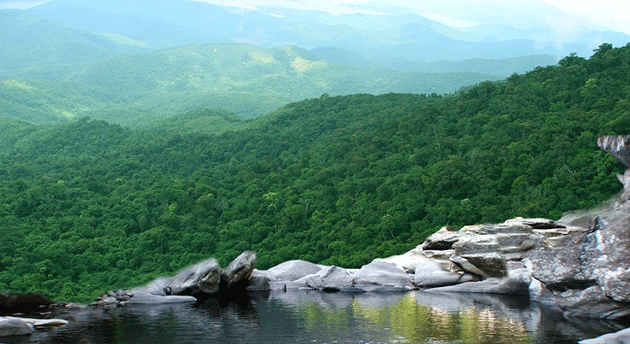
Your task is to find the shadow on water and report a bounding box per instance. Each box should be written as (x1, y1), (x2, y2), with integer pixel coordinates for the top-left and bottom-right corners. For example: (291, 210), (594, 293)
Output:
(7, 291), (628, 344)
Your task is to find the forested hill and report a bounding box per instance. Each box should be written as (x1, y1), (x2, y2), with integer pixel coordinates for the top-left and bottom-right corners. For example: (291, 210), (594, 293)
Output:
(1, 43), (497, 125)
(0, 43), (628, 302)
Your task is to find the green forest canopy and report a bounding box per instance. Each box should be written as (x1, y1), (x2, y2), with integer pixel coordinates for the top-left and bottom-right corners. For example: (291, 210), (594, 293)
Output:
(0, 43), (628, 302)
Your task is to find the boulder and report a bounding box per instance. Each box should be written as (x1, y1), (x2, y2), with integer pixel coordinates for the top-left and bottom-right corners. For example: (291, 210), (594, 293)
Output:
(222, 251), (257, 290)
(352, 260), (413, 291)
(169, 258), (221, 296)
(267, 260), (322, 282)
(598, 135), (630, 201)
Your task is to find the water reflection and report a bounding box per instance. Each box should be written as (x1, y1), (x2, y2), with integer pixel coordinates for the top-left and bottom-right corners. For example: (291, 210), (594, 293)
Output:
(10, 291), (627, 344)
(274, 291), (529, 344)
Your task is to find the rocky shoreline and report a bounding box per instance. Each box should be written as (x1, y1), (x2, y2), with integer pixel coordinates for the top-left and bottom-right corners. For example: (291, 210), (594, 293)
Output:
(3, 210), (630, 342)
(86, 199), (630, 343)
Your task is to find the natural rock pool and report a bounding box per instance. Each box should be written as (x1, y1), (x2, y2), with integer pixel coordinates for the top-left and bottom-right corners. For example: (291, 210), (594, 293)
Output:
(7, 290), (626, 344)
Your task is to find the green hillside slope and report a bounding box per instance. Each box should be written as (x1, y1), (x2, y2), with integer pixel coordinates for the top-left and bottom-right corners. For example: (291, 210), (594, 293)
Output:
(0, 11), (148, 72)
(0, 44), (628, 302)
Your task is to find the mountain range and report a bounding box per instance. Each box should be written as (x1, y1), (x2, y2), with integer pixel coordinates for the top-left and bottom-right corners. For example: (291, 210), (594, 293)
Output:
(1, 0), (629, 126)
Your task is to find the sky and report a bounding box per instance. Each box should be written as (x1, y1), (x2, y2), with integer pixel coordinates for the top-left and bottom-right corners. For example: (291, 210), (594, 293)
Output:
(543, 0), (630, 34)
(186, 0), (630, 35)
(2, 0), (630, 35)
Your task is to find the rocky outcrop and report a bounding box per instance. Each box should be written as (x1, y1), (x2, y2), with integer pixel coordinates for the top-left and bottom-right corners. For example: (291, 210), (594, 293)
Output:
(249, 208), (630, 323)
(95, 251), (257, 307)
(169, 258), (222, 296)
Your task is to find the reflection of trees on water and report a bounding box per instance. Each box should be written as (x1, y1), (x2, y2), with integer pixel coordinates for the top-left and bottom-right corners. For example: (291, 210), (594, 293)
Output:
(286, 292), (529, 344)
(272, 291), (626, 344)
(20, 291), (627, 344)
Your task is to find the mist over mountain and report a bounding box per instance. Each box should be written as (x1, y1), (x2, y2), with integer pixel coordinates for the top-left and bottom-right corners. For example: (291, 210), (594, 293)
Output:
(23, 0), (630, 72)
(0, 10), (149, 72)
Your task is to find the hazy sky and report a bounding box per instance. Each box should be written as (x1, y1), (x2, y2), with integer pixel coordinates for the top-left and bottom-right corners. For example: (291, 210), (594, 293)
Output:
(188, 0), (630, 34)
(3, 0), (630, 35)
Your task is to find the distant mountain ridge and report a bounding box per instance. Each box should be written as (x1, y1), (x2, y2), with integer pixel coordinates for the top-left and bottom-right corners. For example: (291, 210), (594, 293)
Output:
(0, 43), (499, 125)
(0, 11), (149, 72)
(24, 0), (630, 65)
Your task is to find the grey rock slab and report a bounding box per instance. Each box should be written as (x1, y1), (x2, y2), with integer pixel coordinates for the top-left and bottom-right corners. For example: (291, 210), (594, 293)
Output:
(413, 260), (478, 288)
(427, 261), (530, 295)
(353, 260), (413, 289)
(317, 265), (353, 289)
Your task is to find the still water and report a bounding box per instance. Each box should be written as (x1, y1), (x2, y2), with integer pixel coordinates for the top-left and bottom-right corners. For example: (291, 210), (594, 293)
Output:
(6, 290), (627, 344)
